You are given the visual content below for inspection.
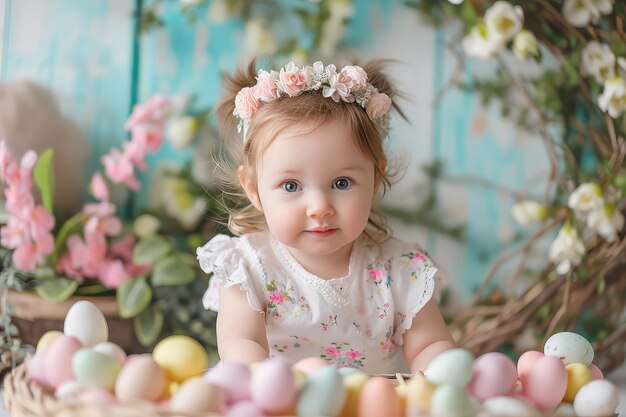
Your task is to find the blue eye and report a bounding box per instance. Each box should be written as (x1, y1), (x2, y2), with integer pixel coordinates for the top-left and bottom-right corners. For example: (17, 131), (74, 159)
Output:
(333, 178), (351, 190)
(282, 181), (300, 192)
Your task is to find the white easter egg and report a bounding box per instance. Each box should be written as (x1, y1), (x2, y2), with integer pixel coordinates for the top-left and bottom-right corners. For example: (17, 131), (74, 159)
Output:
(482, 396), (539, 417)
(93, 342), (127, 365)
(553, 403), (576, 417)
(64, 301), (108, 347)
(430, 384), (474, 417)
(425, 348), (475, 387)
(544, 332), (594, 365)
(573, 380), (619, 417)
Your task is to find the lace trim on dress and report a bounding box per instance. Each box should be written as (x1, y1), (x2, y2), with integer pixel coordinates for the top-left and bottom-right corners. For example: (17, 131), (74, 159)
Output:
(392, 263), (438, 345)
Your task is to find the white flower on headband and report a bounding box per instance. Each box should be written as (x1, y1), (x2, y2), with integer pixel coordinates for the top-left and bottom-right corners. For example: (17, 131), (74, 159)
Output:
(232, 61), (392, 140)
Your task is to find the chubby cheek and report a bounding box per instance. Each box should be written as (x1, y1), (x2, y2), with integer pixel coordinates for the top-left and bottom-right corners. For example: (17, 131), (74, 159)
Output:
(261, 198), (302, 241)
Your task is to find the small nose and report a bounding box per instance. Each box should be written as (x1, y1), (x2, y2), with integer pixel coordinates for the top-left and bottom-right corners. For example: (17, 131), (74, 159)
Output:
(306, 191), (335, 218)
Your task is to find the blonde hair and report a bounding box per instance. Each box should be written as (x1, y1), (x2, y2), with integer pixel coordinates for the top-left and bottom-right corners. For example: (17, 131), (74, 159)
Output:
(213, 59), (404, 246)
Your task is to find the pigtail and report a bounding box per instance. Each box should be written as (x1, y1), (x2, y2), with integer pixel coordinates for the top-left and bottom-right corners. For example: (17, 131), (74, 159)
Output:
(215, 60), (258, 138)
(361, 59), (408, 123)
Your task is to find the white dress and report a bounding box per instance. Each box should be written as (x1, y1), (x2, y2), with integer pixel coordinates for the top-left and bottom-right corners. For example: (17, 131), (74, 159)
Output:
(197, 231), (441, 374)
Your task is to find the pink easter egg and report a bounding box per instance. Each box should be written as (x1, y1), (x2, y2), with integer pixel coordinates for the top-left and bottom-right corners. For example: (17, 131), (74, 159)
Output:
(589, 364), (604, 380)
(204, 361), (252, 404)
(523, 355), (567, 411)
(26, 351), (52, 391)
(225, 400), (267, 417)
(78, 388), (117, 405)
(44, 335), (83, 388)
(468, 352), (518, 402)
(517, 350), (543, 387)
(293, 357), (328, 375)
(250, 358), (296, 413)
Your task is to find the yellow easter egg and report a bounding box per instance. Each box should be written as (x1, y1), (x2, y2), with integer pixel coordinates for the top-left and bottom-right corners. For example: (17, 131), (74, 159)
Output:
(152, 336), (207, 383)
(37, 330), (63, 352)
(163, 380), (180, 398)
(338, 372), (369, 417)
(395, 384), (408, 417)
(249, 362), (262, 374)
(405, 374), (436, 415)
(293, 369), (308, 391)
(564, 363), (592, 402)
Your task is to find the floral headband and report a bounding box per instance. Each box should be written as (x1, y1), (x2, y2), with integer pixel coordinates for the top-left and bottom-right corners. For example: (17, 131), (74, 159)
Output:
(233, 61), (392, 142)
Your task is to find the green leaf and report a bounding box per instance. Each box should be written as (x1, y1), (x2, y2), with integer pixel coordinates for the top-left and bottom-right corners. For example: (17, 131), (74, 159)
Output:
(117, 276), (152, 319)
(34, 278), (78, 302)
(133, 236), (174, 265)
(75, 282), (111, 296)
(33, 149), (55, 213)
(133, 303), (164, 347)
(151, 254), (196, 287)
(52, 213), (84, 262)
(597, 277), (606, 295)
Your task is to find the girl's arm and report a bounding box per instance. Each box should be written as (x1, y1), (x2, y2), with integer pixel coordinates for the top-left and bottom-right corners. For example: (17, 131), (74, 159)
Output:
(402, 299), (456, 373)
(216, 284), (269, 364)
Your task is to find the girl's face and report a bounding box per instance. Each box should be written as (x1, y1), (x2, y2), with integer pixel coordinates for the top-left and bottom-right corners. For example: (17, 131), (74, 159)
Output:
(244, 119), (376, 263)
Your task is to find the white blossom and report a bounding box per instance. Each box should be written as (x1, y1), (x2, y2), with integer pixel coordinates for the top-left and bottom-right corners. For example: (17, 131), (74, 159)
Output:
(581, 41), (616, 84)
(133, 214), (160, 239)
(568, 182), (604, 216)
(462, 23), (504, 60)
(166, 116), (197, 149)
(512, 30), (539, 61)
(562, 0), (614, 27)
(586, 203), (625, 242)
(511, 200), (546, 226)
(549, 224), (586, 275)
(484, 1), (524, 43)
(618, 57), (626, 79)
(598, 76), (626, 118)
(162, 177), (206, 230)
(244, 19), (278, 56)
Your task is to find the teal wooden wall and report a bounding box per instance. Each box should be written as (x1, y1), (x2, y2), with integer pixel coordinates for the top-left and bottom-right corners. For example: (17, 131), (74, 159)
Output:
(0, 0), (548, 299)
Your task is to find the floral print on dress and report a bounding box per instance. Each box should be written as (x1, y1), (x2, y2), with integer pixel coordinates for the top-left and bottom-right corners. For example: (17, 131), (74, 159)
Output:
(271, 335), (312, 353)
(266, 279), (310, 320)
(401, 249), (429, 280)
(376, 303), (390, 320)
(321, 314), (338, 332)
(379, 325), (396, 359)
(367, 260), (392, 289)
(320, 342), (366, 369)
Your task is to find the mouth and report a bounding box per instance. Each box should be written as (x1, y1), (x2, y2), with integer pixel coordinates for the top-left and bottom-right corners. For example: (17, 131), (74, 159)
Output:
(306, 228), (338, 237)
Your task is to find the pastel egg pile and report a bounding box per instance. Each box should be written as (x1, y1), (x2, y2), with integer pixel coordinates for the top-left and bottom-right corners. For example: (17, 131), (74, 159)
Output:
(23, 301), (621, 417)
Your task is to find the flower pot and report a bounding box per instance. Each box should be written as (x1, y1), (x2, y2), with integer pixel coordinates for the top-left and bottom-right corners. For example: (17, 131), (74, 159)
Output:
(7, 290), (146, 354)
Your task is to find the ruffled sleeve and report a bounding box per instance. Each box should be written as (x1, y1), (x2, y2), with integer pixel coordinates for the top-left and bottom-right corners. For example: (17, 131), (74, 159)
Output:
(196, 234), (265, 313)
(390, 241), (445, 345)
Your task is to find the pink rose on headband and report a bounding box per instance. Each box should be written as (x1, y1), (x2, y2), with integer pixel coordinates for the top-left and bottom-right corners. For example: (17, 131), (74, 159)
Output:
(234, 86), (259, 119)
(341, 66), (368, 92)
(324, 70), (355, 103)
(366, 90), (392, 120)
(254, 70), (278, 103)
(279, 62), (307, 97)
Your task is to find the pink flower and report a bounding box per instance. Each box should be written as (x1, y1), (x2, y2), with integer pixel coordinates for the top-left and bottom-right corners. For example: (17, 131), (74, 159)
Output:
(101, 149), (140, 190)
(325, 347), (340, 358)
(99, 259), (131, 289)
(369, 268), (385, 283)
(90, 173), (109, 202)
(0, 141), (10, 180)
(323, 71), (354, 103)
(269, 290), (284, 304)
(12, 242), (38, 271)
(233, 87), (260, 119)
(254, 70), (278, 102)
(279, 62), (307, 97)
(345, 351), (362, 360)
(124, 95), (169, 131)
(131, 124), (163, 154)
(378, 314), (384, 319)
(109, 234), (136, 262)
(413, 251), (427, 262)
(366, 90), (392, 120)
(341, 66), (368, 92)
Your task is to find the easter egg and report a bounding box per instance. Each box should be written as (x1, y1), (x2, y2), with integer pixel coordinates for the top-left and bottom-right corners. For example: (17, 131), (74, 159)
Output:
(204, 361), (252, 404)
(517, 350), (543, 386)
(573, 380), (619, 417)
(554, 403), (576, 416)
(467, 352), (517, 402)
(405, 374), (436, 415)
(44, 335), (83, 388)
(153, 335), (207, 383)
(358, 377), (401, 417)
(37, 330), (63, 352)
(92, 342), (127, 365)
(169, 377), (225, 414)
(63, 301), (108, 347)
(482, 396), (539, 417)
(425, 348), (474, 387)
(78, 388), (117, 405)
(55, 380), (85, 400)
(430, 384), (473, 417)
(250, 358), (296, 414)
(589, 363), (604, 380)
(115, 353), (166, 402)
(338, 372), (369, 417)
(544, 332), (594, 366)
(523, 355), (567, 410)
(72, 348), (121, 391)
(225, 400), (266, 417)
(26, 351), (51, 390)
(294, 356), (328, 374)
(297, 365), (346, 417)
(563, 363), (592, 402)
